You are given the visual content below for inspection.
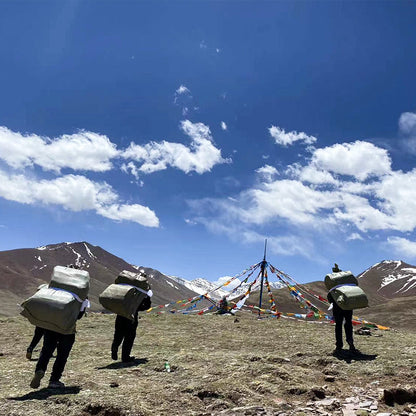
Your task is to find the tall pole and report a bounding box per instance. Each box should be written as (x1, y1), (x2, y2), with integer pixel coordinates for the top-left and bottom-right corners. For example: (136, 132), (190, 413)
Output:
(258, 239), (267, 318)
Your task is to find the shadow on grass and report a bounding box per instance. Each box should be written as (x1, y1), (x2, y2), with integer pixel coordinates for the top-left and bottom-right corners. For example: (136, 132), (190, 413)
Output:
(333, 350), (378, 364)
(8, 386), (81, 401)
(96, 358), (148, 370)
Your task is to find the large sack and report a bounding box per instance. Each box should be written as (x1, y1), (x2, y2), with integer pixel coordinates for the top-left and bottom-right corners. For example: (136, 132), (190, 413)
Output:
(331, 285), (368, 310)
(50, 266), (90, 300)
(99, 284), (146, 320)
(21, 287), (81, 334)
(325, 271), (358, 290)
(115, 270), (150, 292)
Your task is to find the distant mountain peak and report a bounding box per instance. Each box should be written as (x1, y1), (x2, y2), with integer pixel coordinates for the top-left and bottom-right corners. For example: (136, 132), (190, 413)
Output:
(358, 259), (416, 298)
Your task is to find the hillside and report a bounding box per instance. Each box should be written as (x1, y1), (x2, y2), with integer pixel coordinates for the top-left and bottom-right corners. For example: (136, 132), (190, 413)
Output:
(1, 313), (415, 416)
(0, 242), (198, 317)
(1, 242), (416, 331)
(358, 260), (416, 298)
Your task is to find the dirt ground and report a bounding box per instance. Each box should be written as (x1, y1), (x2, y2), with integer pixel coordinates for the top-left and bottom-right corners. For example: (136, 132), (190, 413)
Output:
(0, 312), (415, 415)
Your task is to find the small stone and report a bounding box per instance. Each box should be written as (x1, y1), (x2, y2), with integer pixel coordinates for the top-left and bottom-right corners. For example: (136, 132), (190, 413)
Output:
(315, 398), (339, 407)
(346, 397), (359, 404)
(324, 375), (336, 382)
(375, 413), (392, 416)
(109, 382), (119, 388)
(359, 401), (373, 408)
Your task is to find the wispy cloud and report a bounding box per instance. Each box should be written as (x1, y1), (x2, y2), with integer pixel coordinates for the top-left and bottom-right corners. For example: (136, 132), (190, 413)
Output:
(269, 125), (317, 146)
(189, 111), (416, 260)
(347, 233), (363, 241)
(221, 121), (227, 131)
(255, 165), (278, 183)
(399, 111), (416, 155)
(399, 112), (416, 135)
(175, 85), (191, 96)
(387, 236), (416, 258)
(122, 120), (228, 174)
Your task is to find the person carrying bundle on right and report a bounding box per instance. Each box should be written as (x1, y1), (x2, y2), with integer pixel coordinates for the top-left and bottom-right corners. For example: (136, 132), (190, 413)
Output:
(325, 263), (368, 356)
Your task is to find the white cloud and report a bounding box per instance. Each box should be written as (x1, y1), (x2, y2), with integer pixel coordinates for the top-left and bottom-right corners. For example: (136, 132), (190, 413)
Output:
(288, 163), (338, 185)
(256, 165), (278, 183)
(0, 127), (118, 172)
(387, 236), (416, 258)
(269, 125), (317, 146)
(122, 120), (228, 174)
(0, 169), (159, 226)
(121, 162), (140, 180)
(399, 112), (416, 136)
(347, 233), (363, 241)
(213, 276), (241, 290)
(176, 85), (190, 95)
(399, 111), (416, 155)
(97, 204), (159, 227)
(311, 141), (391, 181)
(221, 121), (227, 131)
(374, 169), (416, 232)
(188, 129), (416, 258)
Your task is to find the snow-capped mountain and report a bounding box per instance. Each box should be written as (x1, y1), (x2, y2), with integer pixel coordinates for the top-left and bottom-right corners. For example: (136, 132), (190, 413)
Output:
(167, 274), (285, 300)
(358, 260), (416, 298)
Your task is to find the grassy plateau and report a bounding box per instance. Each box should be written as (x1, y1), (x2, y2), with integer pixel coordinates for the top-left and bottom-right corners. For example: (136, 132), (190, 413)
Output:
(0, 312), (415, 416)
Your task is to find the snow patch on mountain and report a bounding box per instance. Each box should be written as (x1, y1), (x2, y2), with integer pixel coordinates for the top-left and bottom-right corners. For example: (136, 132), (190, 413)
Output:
(84, 243), (96, 259)
(395, 277), (416, 294)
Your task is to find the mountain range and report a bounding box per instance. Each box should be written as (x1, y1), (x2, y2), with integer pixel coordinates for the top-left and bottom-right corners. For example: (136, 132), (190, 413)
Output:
(0, 242), (415, 329)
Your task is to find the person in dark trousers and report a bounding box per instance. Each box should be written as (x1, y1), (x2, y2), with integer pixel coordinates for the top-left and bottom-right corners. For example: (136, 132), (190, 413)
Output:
(26, 283), (48, 359)
(327, 264), (358, 355)
(30, 297), (89, 389)
(217, 296), (229, 314)
(26, 326), (45, 359)
(111, 295), (151, 362)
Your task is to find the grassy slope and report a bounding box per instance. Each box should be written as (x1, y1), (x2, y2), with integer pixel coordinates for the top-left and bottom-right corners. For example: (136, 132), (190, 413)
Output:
(1, 312), (415, 416)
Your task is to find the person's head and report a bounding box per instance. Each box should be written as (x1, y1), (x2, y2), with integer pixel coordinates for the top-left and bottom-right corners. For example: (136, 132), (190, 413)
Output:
(332, 263), (341, 273)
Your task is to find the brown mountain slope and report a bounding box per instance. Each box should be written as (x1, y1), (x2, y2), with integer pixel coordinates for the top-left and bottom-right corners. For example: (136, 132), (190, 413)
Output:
(0, 242), (198, 317)
(358, 260), (416, 298)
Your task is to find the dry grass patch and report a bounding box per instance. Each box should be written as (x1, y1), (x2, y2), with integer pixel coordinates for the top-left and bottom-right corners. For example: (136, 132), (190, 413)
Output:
(1, 312), (415, 415)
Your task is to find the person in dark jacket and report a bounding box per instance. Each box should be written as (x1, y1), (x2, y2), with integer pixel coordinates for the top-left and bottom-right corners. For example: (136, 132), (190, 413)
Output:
(30, 297), (90, 389)
(327, 264), (358, 355)
(111, 295), (151, 362)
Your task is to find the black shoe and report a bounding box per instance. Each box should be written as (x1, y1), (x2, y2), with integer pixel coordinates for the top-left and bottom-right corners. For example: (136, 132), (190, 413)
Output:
(111, 350), (118, 360)
(30, 370), (44, 388)
(349, 346), (360, 355)
(48, 380), (65, 388)
(122, 356), (135, 362)
(333, 348), (345, 357)
(26, 349), (32, 360)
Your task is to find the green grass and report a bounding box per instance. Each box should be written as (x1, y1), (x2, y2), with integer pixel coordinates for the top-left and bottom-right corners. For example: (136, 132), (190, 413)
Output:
(1, 312), (415, 415)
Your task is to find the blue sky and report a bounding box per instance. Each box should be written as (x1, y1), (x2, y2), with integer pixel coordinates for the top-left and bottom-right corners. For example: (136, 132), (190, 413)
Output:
(1, 1), (416, 284)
